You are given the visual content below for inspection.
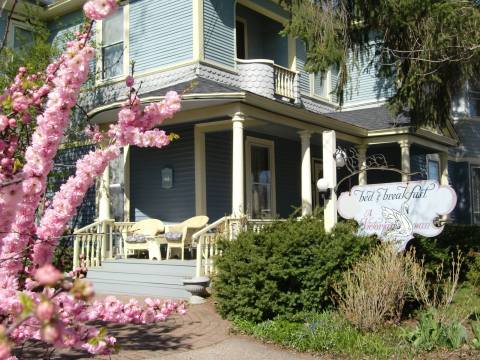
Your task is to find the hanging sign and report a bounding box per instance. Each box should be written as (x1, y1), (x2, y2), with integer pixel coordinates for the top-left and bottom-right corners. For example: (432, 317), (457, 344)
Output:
(337, 180), (457, 249)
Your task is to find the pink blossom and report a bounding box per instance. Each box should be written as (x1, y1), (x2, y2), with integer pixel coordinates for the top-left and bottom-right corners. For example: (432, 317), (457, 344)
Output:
(41, 322), (61, 343)
(11, 93), (29, 113)
(34, 265), (63, 286)
(83, 0), (118, 20)
(125, 75), (134, 87)
(0, 116), (8, 132)
(36, 301), (55, 321)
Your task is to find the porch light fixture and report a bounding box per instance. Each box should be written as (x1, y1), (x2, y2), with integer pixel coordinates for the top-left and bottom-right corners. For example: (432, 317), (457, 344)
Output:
(316, 178), (329, 193)
(161, 166), (174, 189)
(335, 149), (347, 168)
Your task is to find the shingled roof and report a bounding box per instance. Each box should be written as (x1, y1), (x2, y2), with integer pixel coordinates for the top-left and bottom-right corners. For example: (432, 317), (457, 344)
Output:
(325, 105), (412, 130)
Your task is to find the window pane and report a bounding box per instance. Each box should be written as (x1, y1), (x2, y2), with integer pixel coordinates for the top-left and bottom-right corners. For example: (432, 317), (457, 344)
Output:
(314, 71), (327, 97)
(103, 43), (123, 78)
(103, 7), (123, 46)
(14, 26), (33, 49)
(236, 20), (246, 59)
(427, 160), (439, 181)
(251, 145), (272, 218)
(473, 168), (480, 224)
(251, 146), (270, 184)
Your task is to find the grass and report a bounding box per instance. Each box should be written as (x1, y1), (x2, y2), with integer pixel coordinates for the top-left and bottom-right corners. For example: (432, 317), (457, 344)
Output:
(232, 285), (480, 359)
(233, 311), (413, 359)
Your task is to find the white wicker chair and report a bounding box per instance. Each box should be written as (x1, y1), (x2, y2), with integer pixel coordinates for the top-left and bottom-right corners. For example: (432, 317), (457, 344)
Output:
(124, 219), (165, 260)
(166, 216), (209, 260)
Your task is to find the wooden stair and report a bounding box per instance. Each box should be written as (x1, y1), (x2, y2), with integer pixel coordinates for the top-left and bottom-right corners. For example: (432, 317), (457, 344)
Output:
(87, 259), (196, 299)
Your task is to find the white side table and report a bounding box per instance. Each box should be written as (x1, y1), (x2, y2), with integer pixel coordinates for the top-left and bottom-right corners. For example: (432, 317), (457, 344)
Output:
(147, 236), (166, 261)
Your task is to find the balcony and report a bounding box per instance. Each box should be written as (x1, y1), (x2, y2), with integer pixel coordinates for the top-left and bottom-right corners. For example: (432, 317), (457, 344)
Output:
(237, 59), (299, 102)
(235, 3), (298, 102)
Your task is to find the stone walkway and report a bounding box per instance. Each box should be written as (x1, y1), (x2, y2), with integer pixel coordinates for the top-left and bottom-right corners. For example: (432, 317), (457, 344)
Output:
(18, 297), (315, 359)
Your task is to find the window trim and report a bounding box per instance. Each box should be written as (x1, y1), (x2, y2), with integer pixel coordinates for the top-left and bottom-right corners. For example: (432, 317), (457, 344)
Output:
(309, 68), (332, 101)
(471, 166), (480, 225)
(96, 2), (129, 84)
(7, 20), (33, 49)
(427, 159), (440, 182)
(245, 136), (276, 219)
(312, 157), (323, 210)
(235, 16), (248, 60)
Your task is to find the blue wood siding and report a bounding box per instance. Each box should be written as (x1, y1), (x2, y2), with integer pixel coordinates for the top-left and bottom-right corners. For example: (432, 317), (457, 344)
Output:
(130, 125), (195, 222)
(130, 0), (193, 72)
(0, 13), (7, 39)
(48, 10), (84, 47)
(203, 0), (235, 67)
(206, 130), (301, 219)
(342, 47), (394, 105)
(296, 40), (310, 93)
(274, 136), (301, 217)
(237, 4), (288, 67)
(205, 131), (232, 221)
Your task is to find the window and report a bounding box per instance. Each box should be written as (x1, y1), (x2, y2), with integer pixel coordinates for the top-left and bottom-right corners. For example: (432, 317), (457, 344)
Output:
(101, 7), (124, 79)
(427, 160), (440, 182)
(13, 25), (33, 49)
(235, 19), (247, 59)
(312, 71), (328, 98)
(246, 138), (276, 219)
(473, 167), (480, 224)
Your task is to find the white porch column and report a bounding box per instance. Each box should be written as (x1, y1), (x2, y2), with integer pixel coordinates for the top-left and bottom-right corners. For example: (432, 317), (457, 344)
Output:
(232, 112), (245, 217)
(98, 164), (111, 220)
(399, 139), (411, 182)
(323, 131), (337, 232)
(440, 151), (449, 186)
(299, 130), (312, 216)
(357, 144), (367, 185)
(123, 145), (131, 222)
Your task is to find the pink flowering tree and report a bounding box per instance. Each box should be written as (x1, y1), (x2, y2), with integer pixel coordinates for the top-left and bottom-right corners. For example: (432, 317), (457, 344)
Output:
(0, 1), (185, 358)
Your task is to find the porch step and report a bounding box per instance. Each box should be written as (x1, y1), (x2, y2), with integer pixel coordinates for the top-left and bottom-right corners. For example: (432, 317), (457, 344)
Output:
(87, 259), (196, 299)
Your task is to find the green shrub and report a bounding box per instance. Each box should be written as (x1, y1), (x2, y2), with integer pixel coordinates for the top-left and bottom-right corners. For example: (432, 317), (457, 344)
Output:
(472, 321), (480, 349)
(233, 311), (410, 359)
(404, 309), (467, 350)
(213, 217), (377, 322)
(408, 225), (480, 283)
(467, 256), (480, 287)
(52, 234), (74, 273)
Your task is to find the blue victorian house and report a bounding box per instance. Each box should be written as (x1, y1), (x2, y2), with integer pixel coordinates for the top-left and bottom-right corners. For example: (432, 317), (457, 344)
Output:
(2, 0), (479, 297)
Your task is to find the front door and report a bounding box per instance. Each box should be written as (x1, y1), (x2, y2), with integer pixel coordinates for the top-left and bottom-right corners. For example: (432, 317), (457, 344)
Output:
(246, 137), (276, 219)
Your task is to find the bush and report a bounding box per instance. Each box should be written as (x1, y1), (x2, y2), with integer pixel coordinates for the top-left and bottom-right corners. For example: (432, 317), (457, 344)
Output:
(233, 312), (410, 359)
(336, 244), (416, 331)
(52, 234), (74, 273)
(213, 217), (377, 322)
(467, 256), (480, 287)
(408, 225), (480, 283)
(404, 309), (467, 350)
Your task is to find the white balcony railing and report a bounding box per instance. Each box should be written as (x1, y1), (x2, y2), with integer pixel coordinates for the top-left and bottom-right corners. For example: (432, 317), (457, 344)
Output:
(237, 59), (298, 102)
(273, 64), (296, 99)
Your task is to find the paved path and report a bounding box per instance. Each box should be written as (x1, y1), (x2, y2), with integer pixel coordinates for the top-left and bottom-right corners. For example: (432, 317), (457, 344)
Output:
(30, 298), (315, 359)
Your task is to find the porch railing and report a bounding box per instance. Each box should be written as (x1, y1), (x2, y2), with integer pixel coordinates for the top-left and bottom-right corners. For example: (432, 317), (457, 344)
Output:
(72, 217), (278, 277)
(273, 64), (297, 100)
(192, 216), (280, 277)
(72, 219), (135, 269)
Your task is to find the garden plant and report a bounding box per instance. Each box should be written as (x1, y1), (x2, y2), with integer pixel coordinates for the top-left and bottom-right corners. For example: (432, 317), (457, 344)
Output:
(0, 0), (185, 358)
